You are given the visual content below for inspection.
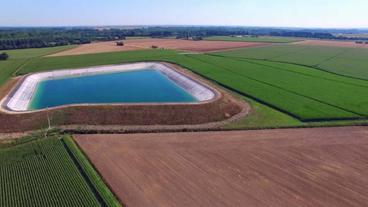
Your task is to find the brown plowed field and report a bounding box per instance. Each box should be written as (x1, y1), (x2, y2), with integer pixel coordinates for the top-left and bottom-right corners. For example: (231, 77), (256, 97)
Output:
(75, 126), (368, 207)
(49, 38), (269, 56)
(294, 39), (368, 48)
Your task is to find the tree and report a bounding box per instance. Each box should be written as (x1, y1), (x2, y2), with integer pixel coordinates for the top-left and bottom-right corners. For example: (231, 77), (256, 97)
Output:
(116, 41), (124, 46)
(0, 52), (9, 61)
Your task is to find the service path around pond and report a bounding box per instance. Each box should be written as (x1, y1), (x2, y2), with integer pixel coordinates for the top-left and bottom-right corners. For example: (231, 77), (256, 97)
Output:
(75, 126), (368, 207)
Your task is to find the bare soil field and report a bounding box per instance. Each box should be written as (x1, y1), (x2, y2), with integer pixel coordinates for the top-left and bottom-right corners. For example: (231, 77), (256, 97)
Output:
(49, 38), (269, 56)
(75, 126), (368, 207)
(48, 41), (142, 56)
(294, 39), (368, 48)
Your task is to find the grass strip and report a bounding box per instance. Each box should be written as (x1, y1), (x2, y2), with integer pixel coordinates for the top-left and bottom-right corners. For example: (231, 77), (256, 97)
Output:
(63, 136), (122, 207)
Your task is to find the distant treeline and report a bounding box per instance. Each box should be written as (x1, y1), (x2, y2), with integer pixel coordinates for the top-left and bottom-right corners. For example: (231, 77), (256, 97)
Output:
(269, 31), (368, 41)
(269, 31), (335, 39)
(0, 52), (8, 60)
(0, 28), (127, 50)
(1, 27), (368, 50)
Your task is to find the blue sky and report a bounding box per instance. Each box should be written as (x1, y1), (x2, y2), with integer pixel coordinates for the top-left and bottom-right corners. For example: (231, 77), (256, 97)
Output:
(1, 0), (367, 28)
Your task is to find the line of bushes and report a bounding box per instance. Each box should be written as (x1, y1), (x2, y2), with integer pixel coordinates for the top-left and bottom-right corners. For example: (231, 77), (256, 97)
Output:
(0, 52), (8, 60)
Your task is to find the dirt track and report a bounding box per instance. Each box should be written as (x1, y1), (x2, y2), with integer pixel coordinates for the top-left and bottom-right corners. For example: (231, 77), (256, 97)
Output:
(75, 126), (368, 207)
(294, 39), (368, 48)
(49, 38), (269, 56)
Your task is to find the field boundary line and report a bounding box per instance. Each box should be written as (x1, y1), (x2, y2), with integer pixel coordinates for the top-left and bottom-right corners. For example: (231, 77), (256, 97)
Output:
(177, 56), (362, 122)
(267, 46), (308, 60)
(210, 53), (368, 81)
(12, 58), (34, 77)
(186, 55), (365, 119)
(60, 123), (368, 136)
(223, 55), (368, 89)
(64, 136), (123, 207)
(209, 53), (368, 86)
(314, 48), (351, 67)
(61, 138), (108, 207)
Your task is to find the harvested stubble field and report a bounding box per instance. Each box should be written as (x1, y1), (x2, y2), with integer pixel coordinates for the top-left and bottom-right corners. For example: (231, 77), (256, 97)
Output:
(75, 126), (368, 207)
(49, 38), (269, 56)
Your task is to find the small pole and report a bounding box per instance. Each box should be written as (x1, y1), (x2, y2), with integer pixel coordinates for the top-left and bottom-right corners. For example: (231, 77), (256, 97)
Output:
(43, 107), (52, 139)
(46, 107), (51, 130)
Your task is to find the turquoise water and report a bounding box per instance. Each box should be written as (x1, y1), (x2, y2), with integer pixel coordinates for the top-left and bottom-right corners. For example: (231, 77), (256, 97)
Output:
(29, 69), (197, 110)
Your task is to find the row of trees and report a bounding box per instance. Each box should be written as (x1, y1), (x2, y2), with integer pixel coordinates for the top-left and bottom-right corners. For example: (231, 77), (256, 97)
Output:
(0, 38), (92, 50)
(270, 31), (336, 39)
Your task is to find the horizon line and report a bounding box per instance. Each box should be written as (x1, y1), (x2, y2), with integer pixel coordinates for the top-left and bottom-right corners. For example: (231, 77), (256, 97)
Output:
(0, 24), (368, 30)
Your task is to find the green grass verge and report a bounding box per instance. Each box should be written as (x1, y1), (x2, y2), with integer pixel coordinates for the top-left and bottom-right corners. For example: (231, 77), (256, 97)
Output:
(63, 136), (122, 207)
(225, 96), (302, 129)
(205, 36), (300, 43)
(225, 95), (368, 130)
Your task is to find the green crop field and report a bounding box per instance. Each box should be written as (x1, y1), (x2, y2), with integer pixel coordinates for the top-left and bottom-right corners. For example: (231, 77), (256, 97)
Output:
(214, 44), (368, 80)
(205, 36), (300, 43)
(0, 132), (120, 207)
(0, 46), (75, 86)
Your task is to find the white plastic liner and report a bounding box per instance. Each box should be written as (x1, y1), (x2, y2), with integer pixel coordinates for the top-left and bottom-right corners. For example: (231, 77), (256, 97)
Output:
(3, 63), (216, 112)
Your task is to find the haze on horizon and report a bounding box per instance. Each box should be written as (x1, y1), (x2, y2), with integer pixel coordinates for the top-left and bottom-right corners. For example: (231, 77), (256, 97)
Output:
(1, 0), (367, 28)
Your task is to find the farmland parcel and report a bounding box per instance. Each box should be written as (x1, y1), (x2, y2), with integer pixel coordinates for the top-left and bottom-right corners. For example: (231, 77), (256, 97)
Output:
(1, 38), (368, 207)
(15, 48), (368, 122)
(75, 126), (368, 207)
(215, 44), (368, 80)
(1, 42), (368, 130)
